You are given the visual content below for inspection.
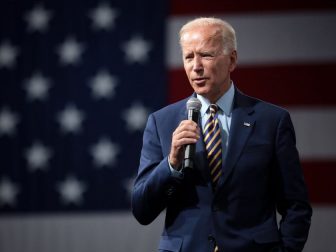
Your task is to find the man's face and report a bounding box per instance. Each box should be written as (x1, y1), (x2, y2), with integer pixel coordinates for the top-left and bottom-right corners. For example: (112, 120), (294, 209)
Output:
(180, 26), (237, 103)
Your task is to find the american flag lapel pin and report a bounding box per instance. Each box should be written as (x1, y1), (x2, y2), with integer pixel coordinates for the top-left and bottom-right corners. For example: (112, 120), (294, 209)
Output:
(243, 122), (251, 127)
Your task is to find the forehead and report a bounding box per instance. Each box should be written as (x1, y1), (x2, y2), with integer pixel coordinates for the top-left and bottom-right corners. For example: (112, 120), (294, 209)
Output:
(180, 26), (222, 52)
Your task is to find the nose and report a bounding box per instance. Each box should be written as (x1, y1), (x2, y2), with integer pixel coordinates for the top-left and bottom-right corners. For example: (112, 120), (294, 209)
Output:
(193, 56), (203, 72)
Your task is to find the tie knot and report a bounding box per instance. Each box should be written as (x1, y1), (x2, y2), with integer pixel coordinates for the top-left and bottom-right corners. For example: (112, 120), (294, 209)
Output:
(209, 104), (218, 115)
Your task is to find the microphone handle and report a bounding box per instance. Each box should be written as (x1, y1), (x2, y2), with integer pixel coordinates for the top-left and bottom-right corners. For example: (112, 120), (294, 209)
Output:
(183, 109), (199, 169)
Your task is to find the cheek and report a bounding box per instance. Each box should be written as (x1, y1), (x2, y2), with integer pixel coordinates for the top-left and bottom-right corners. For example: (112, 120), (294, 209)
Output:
(215, 62), (230, 76)
(207, 65), (220, 79)
(183, 63), (192, 74)
(206, 61), (221, 74)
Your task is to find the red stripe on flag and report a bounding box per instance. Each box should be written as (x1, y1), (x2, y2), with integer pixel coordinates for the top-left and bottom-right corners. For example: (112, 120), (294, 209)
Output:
(170, 0), (336, 15)
(168, 63), (336, 106)
(303, 160), (336, 205)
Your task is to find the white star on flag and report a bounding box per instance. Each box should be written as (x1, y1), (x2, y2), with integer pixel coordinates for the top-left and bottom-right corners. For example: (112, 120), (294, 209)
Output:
(89, 69), (118, 99)
(0, 107), (20, 136)
(57, 36), (85, 65)
(122, 36), (151, 64)
(90, 137), (120, 167)
(0, 40), (19, 68)
(24, 4), (53, 32)
(57, 175), (86, 205)
(122, 102), (150, 132)
(0, 177), (20, 206)
(25, 141), (53, 171)
(57, 104), (85, 134)
(89, 3), (118, 30)
(24, 72), (51, 101)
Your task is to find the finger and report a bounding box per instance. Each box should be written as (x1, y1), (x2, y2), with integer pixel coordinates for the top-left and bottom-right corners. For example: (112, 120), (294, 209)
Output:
(172, 137), (198, 148)
(179, 120), (198, 129)
(174, 123), (200, 136)
(173, 129), (200, 141)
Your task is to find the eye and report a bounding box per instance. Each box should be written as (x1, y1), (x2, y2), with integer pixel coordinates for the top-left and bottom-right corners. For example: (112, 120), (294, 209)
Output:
(184, 54), (193, 60)
(201, 52), (214, 58)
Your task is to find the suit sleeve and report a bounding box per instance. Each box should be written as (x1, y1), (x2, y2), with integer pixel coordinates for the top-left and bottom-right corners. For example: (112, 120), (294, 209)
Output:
(275, 111), (312, 252)
(131, 113), (181, 225)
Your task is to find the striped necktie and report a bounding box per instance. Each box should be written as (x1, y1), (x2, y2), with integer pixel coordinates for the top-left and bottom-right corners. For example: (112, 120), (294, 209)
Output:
(203, 104), (222, 187)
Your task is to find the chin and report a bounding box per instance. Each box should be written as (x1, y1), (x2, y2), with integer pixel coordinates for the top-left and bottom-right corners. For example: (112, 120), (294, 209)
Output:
(193, 87), (209, 97)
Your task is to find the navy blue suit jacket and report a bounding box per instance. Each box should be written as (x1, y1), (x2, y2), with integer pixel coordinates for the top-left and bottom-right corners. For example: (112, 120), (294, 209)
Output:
(132, 89), (312, 252)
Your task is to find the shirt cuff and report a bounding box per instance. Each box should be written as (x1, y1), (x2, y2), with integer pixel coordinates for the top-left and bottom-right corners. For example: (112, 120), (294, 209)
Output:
(168, 157), (184, 179)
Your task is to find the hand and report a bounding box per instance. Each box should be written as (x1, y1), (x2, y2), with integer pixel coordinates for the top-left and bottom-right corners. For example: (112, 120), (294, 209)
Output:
(169, 120), (200, 169)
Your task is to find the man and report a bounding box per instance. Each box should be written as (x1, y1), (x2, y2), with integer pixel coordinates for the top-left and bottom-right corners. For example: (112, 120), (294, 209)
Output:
(132, 17), (312, 252)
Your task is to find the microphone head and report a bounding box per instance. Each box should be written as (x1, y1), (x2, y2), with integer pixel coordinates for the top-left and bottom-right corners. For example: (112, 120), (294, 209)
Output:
(186, 97), (202, 111)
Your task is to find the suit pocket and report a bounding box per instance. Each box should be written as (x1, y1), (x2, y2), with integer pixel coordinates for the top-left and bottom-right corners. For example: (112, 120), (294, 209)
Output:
(158, 236), (183, 252)
(252, 227), (280, 243)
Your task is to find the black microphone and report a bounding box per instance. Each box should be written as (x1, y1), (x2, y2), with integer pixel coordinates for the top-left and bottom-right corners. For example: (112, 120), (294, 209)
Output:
(183, 97), (202, 169)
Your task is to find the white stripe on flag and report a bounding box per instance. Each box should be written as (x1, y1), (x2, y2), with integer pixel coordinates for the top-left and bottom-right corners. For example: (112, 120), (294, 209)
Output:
(289, 107), (336, 160)
(167, 11), (336, 68)
(0, 213), (164, 252)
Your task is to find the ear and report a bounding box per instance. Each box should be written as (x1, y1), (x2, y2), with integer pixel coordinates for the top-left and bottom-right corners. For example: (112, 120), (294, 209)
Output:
(229, 50), (237, 72)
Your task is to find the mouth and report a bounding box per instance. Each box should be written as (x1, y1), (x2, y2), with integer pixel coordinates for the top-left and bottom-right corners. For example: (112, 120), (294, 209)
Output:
(192, 77), (208, 85)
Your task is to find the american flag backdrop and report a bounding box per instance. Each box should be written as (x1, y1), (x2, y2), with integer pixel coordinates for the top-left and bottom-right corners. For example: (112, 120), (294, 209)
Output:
(0, 1), (336, 252)
(0, 0), (166, 213)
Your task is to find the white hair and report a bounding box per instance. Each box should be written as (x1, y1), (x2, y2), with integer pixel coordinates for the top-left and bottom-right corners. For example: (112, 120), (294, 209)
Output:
(179, 17), (237, 54)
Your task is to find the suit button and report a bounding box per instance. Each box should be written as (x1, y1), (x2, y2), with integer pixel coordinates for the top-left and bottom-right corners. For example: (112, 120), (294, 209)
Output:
(208, 234), (216, 243)
(166, 187), (175, 196)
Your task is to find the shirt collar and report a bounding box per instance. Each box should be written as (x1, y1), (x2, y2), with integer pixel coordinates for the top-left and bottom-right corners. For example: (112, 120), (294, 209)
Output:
(197, 82), (235, 116)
